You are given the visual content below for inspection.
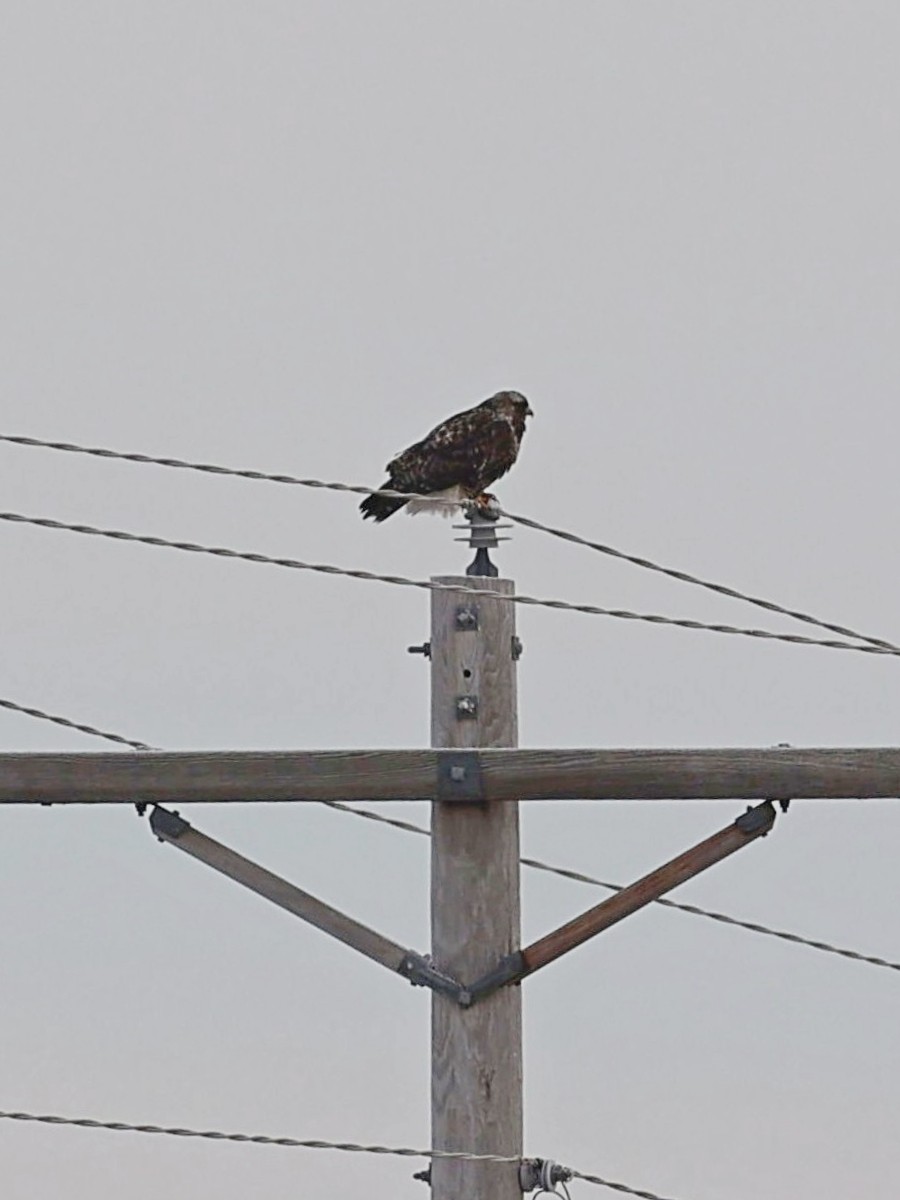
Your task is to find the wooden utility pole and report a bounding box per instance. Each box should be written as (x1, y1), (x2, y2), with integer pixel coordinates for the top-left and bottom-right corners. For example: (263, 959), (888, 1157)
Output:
(2, 528), (877, 1200)
(430, 569), (522, 1200)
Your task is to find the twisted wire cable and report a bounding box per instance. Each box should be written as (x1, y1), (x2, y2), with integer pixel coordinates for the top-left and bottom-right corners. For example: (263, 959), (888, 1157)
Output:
(501, 509), (900, 652)
(2, 431), (896, 654)
(0, 697), (151, 751)
(569, 1166), (682, 1200)
(0, 1109), (682, 1199)
(1, 509), (896, 658)
(0, 433), (442, 502)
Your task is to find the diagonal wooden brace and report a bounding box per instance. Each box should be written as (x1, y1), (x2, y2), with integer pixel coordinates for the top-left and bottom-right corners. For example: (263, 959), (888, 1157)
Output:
(466, 799), (780, 1004)
(148, 806), (468, 1002)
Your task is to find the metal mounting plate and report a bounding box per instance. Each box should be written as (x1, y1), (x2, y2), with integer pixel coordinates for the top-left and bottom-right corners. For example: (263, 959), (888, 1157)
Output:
(455, 605), (479, 631)
(436, 752), (485, 804)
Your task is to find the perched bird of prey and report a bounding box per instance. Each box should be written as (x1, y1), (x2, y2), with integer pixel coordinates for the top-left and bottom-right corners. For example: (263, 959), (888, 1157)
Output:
(360, 390), (533, 522)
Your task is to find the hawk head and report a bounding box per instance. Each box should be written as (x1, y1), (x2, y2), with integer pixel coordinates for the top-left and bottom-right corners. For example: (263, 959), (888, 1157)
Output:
(486, 390), (534, 429)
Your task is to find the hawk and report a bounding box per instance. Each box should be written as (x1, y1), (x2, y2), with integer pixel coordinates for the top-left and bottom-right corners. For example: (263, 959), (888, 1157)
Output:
(360, 390), (533, 522)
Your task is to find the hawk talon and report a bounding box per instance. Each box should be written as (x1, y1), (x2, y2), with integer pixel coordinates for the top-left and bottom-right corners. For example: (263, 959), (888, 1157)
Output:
(465, 493), (501, 521)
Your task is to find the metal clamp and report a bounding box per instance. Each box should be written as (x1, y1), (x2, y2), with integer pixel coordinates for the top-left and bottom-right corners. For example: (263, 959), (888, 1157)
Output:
(520, 1159), (572, 1193)
(149, 806), (191, 841)
(734, 799), (778, 835)
(398, 952), (471, 1006)
(466, 951), (525, 1005)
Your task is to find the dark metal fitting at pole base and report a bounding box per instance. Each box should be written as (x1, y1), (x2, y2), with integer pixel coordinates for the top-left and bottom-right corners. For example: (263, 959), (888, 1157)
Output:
(149, 806), (191, 841)
(412, 1166), (431, 1185)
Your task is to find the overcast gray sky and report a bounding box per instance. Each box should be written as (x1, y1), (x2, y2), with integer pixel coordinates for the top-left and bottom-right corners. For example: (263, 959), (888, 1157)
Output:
(2, 3), (900, 1197)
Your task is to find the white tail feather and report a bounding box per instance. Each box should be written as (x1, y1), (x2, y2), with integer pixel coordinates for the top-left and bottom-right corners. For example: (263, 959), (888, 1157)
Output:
(406, 485), (466, 517)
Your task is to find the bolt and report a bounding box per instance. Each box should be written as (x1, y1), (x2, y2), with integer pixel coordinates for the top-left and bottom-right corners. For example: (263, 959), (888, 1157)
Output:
(455, 606), (479, 630)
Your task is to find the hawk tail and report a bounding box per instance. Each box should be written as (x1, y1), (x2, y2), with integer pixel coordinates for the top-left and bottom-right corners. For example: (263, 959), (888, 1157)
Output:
(359, 483), (408, 522)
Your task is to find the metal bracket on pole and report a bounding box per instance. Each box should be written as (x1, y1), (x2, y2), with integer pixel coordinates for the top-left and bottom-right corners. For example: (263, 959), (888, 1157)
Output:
(149, 805), (190, 840)
(466, 951), (524, 1005)
(465, 799), (785, 1004)
(455, 605), (479, 631)
(519, 1159), (572, 1193)
(735, 800), (778, 833)
(436, 752), (485, 804)
(398, 952), (471, 1006)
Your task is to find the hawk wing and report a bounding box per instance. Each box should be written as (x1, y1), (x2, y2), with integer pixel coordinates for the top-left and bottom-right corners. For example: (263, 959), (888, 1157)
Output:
(388, 408), (518, 495)
(360, 397), (526, 522)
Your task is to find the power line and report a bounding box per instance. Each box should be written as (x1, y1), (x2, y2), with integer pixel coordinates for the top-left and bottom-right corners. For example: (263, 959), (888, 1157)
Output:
(1, 508), (896, 659)
(0, 696), (151, 751)
(320, 798), (433, 837)
(502, 509), (900, 653)
(2, 689), (897, 976)
(0, 1106), (511, 1160)
(568, 1167), (681, 1200)
(0, 433), (449, 503)
(2, 431), (896, 654)
(0, 1108), (682, 1200)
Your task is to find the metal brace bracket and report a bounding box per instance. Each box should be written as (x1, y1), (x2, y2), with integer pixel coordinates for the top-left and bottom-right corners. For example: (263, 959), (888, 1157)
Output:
(466, 951), (525, 1005)
(149, 806), (191, 840)
(398, 952), (472, 1006)
(734, 799), (778, 835)
(436, 752), (485, 804)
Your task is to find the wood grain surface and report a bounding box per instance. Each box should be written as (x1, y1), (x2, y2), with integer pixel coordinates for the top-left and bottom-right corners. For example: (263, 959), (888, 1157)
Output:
(3, 746), (900, 802)
(430, 576), (523, 1200)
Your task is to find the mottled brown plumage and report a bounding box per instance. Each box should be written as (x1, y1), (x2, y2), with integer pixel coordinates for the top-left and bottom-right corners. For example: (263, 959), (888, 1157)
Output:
(360, 391), (533, 522)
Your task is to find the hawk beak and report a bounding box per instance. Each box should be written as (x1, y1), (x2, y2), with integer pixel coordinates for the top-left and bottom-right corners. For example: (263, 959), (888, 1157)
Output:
(525, 405), (534, 418)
